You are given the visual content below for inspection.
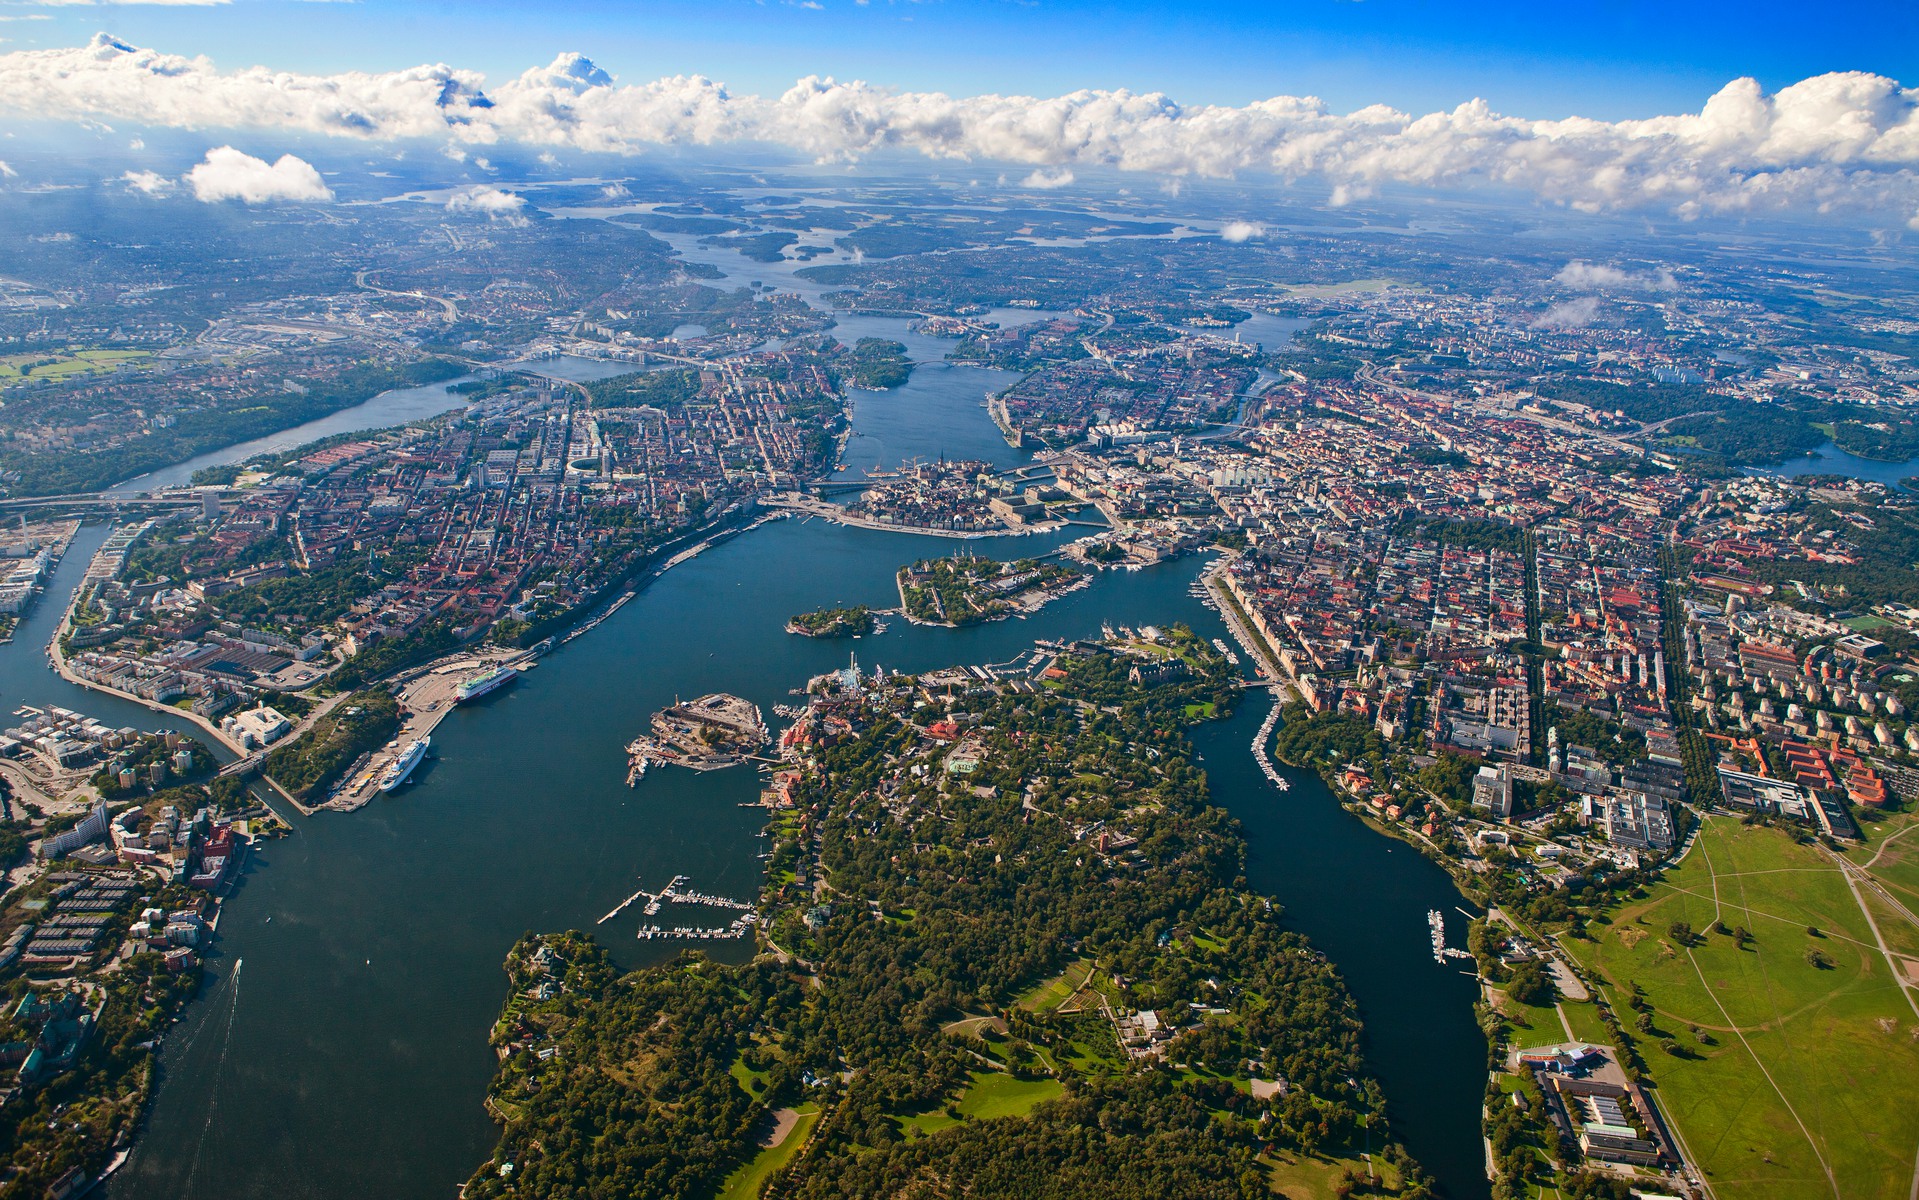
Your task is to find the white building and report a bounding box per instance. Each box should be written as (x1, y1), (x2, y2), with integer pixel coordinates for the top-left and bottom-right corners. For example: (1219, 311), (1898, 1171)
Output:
(221, 706), (291, 749)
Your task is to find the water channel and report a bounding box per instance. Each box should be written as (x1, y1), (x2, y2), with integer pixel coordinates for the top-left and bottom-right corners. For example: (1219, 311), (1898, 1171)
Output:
(104, 377), (483, 497)
(0, 230), (1497, 1200)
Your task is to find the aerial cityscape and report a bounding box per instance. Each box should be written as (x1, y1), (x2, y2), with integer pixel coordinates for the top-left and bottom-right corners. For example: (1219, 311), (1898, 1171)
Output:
(0, 3), (1913, 1199)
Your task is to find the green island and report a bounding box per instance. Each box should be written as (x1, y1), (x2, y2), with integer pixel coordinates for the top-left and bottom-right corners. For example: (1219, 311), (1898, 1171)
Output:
(840, 337), (913, 389)
(464, 630), (1438, 1200)
(785, 606), (876, 638)
(897, 555), (1084, 627)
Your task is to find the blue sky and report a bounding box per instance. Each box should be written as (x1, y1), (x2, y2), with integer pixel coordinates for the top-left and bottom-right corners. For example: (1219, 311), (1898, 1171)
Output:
(6, 0), (1913, 118)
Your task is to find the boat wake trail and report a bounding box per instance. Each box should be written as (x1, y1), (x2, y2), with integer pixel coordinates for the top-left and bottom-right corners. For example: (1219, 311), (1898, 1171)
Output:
(182, 958), (242, 1200)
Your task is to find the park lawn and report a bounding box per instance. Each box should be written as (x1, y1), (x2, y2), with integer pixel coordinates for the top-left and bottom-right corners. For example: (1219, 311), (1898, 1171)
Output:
(715, 1104), (820, 1200)
(1858, 813), (1919, 910)
(1556, 996), (1612, 1048)
(1491, 985), (1568, 1043)
(1262, 1147), (1403, 1195)
(0, 348), (150, 381)
(1861, 887), (1919, 962)
(1566, 818), (1919, 1200)
(1013, 957), (1096, 1012)
(728, 1055), (764, 1099)
(956, 1071), (1062, 1119)
(895, 1071), (1064, 1140)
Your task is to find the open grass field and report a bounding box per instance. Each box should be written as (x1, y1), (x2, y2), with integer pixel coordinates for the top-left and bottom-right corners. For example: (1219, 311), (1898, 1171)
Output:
(1262, 1147), (1403, 1197)
(1012, 957), (1098, 1012)
(1565, 816), (1919, 1200)
(895, 1071), (1064, 1139)
(714, 1103), (820, 1200)
(0, 348), (150, 383)
(1860, 811), (1919, 913)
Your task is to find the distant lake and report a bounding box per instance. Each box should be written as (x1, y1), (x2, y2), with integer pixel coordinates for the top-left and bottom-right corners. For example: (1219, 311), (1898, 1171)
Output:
(1184, 311), (1309, 353)
(519, 354), (666, 383)
(1749, 441), (1919, 488)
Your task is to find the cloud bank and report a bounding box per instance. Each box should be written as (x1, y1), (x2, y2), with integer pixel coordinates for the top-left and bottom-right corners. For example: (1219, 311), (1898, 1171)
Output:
(1554, 261), (1678, 291)
(7, 34), (1919, 224)
(185, 146), (332, 203)
(1532, 296), (1603, 330)
(445, 183), (527, 219)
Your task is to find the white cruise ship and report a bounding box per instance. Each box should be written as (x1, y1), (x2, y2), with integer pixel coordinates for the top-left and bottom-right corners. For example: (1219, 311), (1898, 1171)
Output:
(378, 737), (430, 793)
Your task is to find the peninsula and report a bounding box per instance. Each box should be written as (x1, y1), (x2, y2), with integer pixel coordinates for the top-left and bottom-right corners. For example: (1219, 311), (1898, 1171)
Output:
(466, 631), (1437, 1200)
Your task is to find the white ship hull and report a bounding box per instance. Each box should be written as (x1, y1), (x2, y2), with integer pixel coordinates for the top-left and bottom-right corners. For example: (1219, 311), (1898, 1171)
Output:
(378, 738), (430, 792)
(455, 666), (519, 704)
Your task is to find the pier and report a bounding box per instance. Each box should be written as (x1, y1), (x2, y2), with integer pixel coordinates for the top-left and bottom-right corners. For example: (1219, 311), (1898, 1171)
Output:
(1428, 909), (1474, 964)
(598, 885), (652, 925)
(1250, 700), (1291, 792)
(599, 874), (760, 938)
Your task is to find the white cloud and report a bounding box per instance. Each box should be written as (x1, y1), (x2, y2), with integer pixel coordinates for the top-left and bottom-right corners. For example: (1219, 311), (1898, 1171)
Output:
(1532, 296), (1602, 330)
(121, 167), (171, 194)
(185, 146), (332, 203)
(1555, 260), (1677, 292)
(1019, 167), (1073, 189)
(445, 183), (526, 220)
(1219, 219), (1265, 242)
(0, 160), (14, 177)
(7, 36), (1919, 224)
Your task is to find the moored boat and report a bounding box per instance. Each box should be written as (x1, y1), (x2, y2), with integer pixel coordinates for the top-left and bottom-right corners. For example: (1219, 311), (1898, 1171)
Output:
(378, 737), (430, 792)
(455, 665), (519, 704)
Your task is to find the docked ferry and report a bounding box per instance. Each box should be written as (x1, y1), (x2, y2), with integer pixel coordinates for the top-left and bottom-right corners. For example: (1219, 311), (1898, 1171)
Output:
(455, 664), (519, 704)
(377, 737), (430, 792)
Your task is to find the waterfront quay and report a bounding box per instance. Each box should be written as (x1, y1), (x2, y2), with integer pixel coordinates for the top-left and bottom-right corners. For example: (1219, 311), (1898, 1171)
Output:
(309, 652), (534, 813)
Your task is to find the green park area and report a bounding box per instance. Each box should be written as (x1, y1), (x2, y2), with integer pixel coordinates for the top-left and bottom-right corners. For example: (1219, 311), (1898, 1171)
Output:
(895, 1071), (1065, 1140)
(714, 1104), (820, 1200)
(0, 348), (150, 384)
(1563, 815), (1919, 1200)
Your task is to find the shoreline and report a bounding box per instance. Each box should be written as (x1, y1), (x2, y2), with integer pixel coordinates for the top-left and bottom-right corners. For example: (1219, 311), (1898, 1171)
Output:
(762, 493), (1061, 540)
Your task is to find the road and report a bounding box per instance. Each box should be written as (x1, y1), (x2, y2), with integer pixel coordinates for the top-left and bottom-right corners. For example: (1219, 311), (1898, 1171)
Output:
(354, 269), (459, 322)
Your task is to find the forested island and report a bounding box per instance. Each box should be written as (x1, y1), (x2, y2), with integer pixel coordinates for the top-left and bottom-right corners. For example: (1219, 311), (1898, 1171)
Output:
(464, 632), (1435, 1200)
(898, 555), (1085, 626)
(839, 337), (912, 389)
(785, 606), (876, 638)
